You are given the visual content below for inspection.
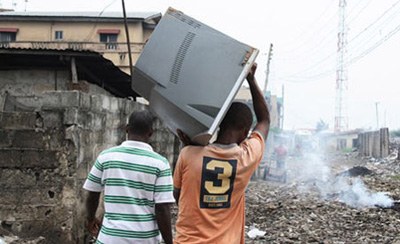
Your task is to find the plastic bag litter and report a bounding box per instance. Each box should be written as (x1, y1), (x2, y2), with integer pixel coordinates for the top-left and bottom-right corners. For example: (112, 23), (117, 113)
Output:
(247, 227), (266, 239)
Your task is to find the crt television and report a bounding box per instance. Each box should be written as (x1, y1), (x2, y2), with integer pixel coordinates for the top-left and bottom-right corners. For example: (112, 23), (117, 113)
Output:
(132, 7), (258, 145)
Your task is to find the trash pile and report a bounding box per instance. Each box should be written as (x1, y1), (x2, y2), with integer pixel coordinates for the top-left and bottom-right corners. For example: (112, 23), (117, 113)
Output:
(245, 152), (400, 243)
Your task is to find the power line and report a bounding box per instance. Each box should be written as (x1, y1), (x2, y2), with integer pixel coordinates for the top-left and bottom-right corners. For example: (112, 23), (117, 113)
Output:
(278, 0), (400, 83)
(84, 0), (118, 41)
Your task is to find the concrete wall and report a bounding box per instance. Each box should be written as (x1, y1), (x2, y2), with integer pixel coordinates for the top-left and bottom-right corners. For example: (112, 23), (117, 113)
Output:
(0, 70), (113, 98)
(0, 91), (179, 243)
(358, 128), (390, 158)
(0, 68), (179, 243)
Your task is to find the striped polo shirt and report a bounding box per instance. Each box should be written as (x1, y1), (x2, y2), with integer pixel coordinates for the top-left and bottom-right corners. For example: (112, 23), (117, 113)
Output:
(83, 140), (175, 244)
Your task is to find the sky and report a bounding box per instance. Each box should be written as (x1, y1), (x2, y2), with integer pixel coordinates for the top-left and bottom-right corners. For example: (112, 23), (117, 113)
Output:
(2, 0), (400, 131)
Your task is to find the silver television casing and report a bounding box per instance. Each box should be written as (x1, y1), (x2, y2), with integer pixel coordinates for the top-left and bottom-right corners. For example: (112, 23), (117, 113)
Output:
(132, 7), (258, 145)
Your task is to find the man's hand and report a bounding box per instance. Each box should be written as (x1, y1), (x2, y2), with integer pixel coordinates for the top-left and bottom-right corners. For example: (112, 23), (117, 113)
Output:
(88, 217), (102, 236)
(177, 129), (192, 146)
(247, 63), (257, 82)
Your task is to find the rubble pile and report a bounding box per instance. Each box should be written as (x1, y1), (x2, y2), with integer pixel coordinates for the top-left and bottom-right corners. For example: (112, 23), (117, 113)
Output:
(244, 154), (400, 243)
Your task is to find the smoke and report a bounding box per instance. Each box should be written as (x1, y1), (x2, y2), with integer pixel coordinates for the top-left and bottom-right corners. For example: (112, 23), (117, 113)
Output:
(292, 153), (394, 208)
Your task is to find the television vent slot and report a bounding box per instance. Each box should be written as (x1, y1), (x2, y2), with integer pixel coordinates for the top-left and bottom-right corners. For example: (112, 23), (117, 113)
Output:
(168, 11), (201, 29)
(170, 32), (196, 84)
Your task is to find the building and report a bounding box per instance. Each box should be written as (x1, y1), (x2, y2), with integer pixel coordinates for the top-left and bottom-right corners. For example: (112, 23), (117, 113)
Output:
(0, 11), (161, 74)
(235, 87), (283, 130)
(317, 129), (361, 152)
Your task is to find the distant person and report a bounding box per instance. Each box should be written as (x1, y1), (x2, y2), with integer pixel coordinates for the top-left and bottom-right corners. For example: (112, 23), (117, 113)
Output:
(296, 142), (303, 156)
(173, 64), (270, 244)
(274, 142), (287, 170)
(83, 110), (174, 244)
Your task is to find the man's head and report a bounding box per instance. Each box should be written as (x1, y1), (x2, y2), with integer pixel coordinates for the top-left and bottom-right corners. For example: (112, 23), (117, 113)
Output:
(218, 102), (253, 144)
(126, 110), (154, 142)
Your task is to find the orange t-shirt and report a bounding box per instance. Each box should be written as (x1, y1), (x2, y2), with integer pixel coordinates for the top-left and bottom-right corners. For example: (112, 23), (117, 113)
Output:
(173, 131), (265, 244)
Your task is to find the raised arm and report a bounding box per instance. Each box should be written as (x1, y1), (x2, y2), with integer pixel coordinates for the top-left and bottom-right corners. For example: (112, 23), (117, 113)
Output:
(247, 63), (271, 138)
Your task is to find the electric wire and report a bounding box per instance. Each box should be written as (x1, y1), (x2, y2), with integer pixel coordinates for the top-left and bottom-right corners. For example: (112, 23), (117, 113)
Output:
(277, 0), (400, 83)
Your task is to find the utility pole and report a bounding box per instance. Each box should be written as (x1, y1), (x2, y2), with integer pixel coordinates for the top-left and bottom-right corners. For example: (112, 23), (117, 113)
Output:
(375, 102), (380, 129)
(121, 0), (134, 86)
(263, 43), (273, 95)
(334, 0), (349, 133)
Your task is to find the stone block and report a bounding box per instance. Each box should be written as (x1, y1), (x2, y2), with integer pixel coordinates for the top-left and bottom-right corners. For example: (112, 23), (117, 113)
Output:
(15, 96), (43, 108)
(41, 91), (61, 108)
(80, 92), (91, 110)
(42, 91), (81, 108)
(90, 113), (106, 131)
(0, 188), (59, 205)
(60, 91), (80, 107)
(34, 84), (55, 94)
(63, 108), (89, 127)
(0, 129), (13, 148)
(0, 112), (37, 130)
(110, 97), (119, 112)
(12, 130), (44, 149)
(101, 95), (111, 111)
(0, 149), (58, 168)
(76, 161), (89, 180)
(41, 110), (64, 129)
(0, 168), (37, 188)
(90, 94), (103, 112)
(43, 130), (64, 150)
(90, 94), (112, 112)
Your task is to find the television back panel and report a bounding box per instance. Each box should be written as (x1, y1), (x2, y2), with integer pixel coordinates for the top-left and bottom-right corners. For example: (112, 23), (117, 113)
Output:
(132, 7), (258, 145)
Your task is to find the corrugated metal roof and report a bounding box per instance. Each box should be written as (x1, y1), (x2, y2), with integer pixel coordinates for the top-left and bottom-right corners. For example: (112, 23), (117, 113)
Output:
(0, 11), (161, 21)
(0, 47), (137, 98)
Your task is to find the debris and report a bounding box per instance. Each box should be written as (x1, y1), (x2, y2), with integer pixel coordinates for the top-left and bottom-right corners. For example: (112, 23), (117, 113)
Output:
(336, 166), (374, 177)
(244, 151), (400, 243)
(247, 226), (266, 239)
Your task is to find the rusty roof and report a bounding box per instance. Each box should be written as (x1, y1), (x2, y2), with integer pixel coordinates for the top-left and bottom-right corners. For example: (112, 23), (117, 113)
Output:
(0, 47), (137, 98)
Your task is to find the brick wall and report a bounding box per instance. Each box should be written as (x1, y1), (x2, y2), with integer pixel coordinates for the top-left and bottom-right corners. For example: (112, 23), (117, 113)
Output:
(0, 91), (179, 243)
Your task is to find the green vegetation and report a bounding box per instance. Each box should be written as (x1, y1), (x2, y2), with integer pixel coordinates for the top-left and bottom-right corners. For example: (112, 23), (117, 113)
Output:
(390, 129), (400, 138)
(390, 174), (400, 180)
(341, 147), (353, 153)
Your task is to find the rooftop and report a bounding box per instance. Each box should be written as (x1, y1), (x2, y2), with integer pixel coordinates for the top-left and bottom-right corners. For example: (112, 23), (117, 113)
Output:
(0, 47), (137, 98)
(0, 11), (162, 22)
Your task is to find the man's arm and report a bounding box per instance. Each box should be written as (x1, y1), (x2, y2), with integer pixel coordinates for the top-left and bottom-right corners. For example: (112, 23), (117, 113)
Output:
(155, 203), (173, 244)
(86, 191), (102, 236)
(247, 63), (271, 138)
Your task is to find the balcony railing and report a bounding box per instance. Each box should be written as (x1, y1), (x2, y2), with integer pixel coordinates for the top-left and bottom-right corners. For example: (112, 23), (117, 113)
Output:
(0, 41), (144, 53)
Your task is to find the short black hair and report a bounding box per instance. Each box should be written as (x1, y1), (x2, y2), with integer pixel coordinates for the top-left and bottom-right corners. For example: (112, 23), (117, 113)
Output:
(219, 102), (253, 132)
(127, 110), (154, 135)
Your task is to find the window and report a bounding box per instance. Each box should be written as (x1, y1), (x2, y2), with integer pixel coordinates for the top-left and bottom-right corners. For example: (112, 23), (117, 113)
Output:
(100, 33), (118, 42)
(0, 32), (16, 42)
(55, 31), (63, 40)
(98, 30), (120, 50)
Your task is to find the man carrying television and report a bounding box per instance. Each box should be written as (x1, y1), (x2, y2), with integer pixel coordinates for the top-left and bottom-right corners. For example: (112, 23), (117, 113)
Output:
(173, 63), (270, 243)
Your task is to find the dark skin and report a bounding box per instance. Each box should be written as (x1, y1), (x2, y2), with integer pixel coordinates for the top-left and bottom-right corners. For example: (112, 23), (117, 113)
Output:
(175, 63), (271, 203)
(86, 125), (173, 244)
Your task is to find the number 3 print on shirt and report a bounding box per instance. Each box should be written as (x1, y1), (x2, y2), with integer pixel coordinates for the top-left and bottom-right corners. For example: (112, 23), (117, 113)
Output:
(200, 157), (237, 209)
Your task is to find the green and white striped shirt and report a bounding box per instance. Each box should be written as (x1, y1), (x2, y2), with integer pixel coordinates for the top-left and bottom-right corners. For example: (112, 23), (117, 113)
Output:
(83, 140), (175, 244)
